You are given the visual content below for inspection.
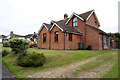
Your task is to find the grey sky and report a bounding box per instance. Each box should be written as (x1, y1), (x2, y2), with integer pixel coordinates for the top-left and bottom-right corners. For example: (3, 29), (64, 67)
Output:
(0, 0), (119, 36)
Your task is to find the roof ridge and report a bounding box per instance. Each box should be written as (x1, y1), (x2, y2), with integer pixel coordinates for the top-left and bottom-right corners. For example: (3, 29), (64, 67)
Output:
(79, 10), (94, 15)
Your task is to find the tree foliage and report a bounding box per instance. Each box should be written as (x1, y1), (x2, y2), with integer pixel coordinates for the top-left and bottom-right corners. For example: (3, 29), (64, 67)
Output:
(9, 38), (29, 54)
(108, 32), (120, 48)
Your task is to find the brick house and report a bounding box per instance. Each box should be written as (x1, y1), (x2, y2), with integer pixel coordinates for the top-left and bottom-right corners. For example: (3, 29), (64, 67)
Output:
(37, 10), (110, 50)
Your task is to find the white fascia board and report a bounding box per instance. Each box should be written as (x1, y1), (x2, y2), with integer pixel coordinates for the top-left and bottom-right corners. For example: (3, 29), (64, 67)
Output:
(94, 11), (100, 26)
(86, 10), (94, 21)
(65, 12), (84, 25)
(38, 24), (49, 33)
(50, 23), (64, 31)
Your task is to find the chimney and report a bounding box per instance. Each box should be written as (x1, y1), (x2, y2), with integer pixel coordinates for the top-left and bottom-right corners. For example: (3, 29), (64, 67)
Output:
(10, 31), (14, 38)
(64, 14), (68, 19)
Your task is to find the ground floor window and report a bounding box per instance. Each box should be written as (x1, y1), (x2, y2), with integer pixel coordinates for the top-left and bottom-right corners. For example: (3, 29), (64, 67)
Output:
(55, 32), (58, 42)
(69, 33), (72, 41)
(43, 33), (46, 43)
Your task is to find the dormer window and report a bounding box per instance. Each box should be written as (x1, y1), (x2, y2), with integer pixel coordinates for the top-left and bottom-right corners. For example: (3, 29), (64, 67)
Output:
(73, 17), (77, 27)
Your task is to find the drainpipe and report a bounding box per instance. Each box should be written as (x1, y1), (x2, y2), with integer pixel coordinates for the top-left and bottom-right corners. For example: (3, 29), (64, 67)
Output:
(84, 20), (86, 48)
(64, 31), (65, 50)
(102, 34), (104, 50)
(49, 31), (51, 50)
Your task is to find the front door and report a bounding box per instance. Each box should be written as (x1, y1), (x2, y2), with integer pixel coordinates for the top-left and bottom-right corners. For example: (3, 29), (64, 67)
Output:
(103, 36), (108, 49)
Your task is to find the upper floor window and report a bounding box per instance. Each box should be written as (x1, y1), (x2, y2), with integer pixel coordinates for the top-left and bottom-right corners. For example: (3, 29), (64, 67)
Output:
(73, 17), (77, 27)
(95, 21), (97, 25)
(43, 33), (46, 43)
(55, 32), (58, 42)
(69, 33), (72, 41)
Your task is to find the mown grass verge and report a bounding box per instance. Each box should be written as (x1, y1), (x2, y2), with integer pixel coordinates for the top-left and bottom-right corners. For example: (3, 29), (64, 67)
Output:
(103, 59), (118, 78)
(72, 52), (118, 76)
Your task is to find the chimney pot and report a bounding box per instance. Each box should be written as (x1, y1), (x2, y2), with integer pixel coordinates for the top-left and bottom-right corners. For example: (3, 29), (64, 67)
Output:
(64, 14), (68, 19)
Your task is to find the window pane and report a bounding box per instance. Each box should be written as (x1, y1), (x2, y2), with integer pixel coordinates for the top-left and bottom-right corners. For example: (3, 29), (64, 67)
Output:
(73, 17), (77, 26)
(43, 33), (46, 42)
(75, 22), (77, 26)
(73, 23), (75, 26)
(55, 32), (58, 42)
(69, 33), (72, 41)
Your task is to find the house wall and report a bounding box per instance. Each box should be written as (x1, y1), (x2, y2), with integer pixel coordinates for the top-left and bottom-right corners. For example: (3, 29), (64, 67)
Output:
(37, 26), (50, 49)
(86, 13), (99, 28)
(65, 32), (81, 50)
(66, 16), (85, 47)
(85, 25), (100, 50)
(108, 37), (110, 49)
(50, 25), (64, 50)
(99, 34), (103, 50)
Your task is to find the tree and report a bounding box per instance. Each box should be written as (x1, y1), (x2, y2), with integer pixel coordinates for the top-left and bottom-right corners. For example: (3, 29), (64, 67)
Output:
(9, 38), (29, 54)
(108, 32), (120, 49)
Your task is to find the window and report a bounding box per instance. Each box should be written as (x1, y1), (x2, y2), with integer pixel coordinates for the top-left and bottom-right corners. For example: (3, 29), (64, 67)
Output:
(43, 33), (46, 42)
(55, 32), (58, 42)
(95, 21), (97, 25)
(73, 17), (77, 26)
(69, 33), (72, 41)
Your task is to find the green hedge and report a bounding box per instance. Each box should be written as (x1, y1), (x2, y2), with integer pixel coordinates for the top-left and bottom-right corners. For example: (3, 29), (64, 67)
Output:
(2, 50), (10, 57)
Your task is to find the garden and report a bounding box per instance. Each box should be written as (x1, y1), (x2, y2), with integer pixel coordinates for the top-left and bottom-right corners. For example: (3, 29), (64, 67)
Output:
(1, 38), (118, 78)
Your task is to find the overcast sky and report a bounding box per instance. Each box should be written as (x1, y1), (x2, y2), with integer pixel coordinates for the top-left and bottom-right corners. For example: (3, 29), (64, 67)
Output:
(0, 0), (119, 36)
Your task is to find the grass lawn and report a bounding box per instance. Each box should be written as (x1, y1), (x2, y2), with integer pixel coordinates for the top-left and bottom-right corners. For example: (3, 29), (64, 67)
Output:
(103, 61), (118, 78)
(1, 46), (118, 78)
(72, 51), (118, 76)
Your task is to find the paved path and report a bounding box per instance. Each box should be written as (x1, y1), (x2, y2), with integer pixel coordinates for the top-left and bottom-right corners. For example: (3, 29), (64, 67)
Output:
(0, 51), (14, 79)
(2, 65), (14, 78)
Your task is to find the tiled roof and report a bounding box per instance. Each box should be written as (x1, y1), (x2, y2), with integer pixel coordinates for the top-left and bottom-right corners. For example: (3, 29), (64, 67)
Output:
(54, 19), (82, 35)
(12, 34), (24, 38)
(44, 23), (52, 30)
(86, 24), (109, 36)
(25, 34), (33, 38)
(39, 10), (107, 36)
(78, 10), (93, 20)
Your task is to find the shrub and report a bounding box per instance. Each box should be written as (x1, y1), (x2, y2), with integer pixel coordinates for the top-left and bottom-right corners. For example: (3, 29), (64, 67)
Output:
(87, 45), (92, 50)
(17, 52), (46, 67)
(2, 50), (10, 57)
(3, 42), (10, 47)
(9, 38), (29, 54)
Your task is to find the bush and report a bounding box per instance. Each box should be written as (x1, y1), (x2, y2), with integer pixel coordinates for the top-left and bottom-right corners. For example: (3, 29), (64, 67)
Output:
(3, 42), (10, 47)
(87, 45), (92, 50)
(9, 38), (29, 54)
(2, 50), (10, 57)
(17, 52), (46, 67)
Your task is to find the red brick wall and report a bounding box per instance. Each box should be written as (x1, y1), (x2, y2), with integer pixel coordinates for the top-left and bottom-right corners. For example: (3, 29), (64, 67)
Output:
(86, 25), (100, 50)
(65, 32), (81, 50)
(67, 16), (85, 47)
(37, 26), (50, 49)
(50, 25), (65, 50)
(86, 13), (99, 28)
